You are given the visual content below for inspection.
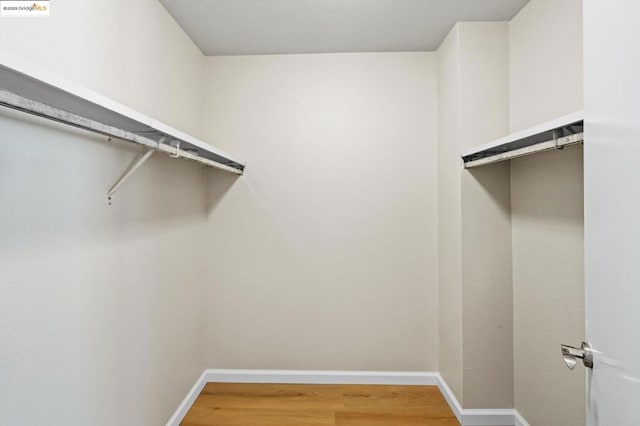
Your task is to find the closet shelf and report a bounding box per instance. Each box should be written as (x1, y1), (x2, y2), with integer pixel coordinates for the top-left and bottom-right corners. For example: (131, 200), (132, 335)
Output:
(462, 111), (584, 168)
(0, 50), (246, 175)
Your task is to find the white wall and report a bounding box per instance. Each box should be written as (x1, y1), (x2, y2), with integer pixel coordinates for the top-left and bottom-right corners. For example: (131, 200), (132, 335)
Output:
(509, 0), (585, 424)
(438, 23), (513, 408)
(510, 0), (583, 131)
(202, 52), (439, 370)
(0, 0), (205, 138)
(458, 22), (512, 409)
(0, 1), (209, 424)
(510, 145), (584, 426)
(437, 26), (464, 401)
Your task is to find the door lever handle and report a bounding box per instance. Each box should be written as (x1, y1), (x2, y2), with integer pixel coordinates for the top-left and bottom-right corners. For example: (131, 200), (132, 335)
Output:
(561, 342), (593, 370)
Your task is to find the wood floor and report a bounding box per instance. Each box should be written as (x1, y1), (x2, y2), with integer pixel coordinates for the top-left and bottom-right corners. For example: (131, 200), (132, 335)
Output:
(181, 383), (459, 426)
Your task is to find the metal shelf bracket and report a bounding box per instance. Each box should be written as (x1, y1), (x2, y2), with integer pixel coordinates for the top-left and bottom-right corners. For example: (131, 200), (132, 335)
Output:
(106, 140), (162, 203)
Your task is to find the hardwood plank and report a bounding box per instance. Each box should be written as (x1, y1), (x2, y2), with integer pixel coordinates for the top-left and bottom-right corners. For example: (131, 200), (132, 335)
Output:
(198, 383), (343, 410)
(341, 385), (453, 410)
(181, 406), (335, 425)
(181, 383), (459, 426)
(335, 408), (459, 426)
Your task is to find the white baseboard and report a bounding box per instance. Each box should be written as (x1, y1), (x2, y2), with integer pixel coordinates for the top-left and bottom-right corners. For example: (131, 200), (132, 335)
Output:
(435, 373), (517, 425)
(166, 370), (209, 426)
(435, 372), (464, 422)
(514, 409), (530, 426)
(167, 369), (523, 426)
(203, 369), (439, 385)
(459, 409), (518, 426)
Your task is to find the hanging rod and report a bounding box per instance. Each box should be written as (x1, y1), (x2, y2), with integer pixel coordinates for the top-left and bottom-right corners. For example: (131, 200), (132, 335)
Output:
(0, 88), (242, 174)
(462, 111), (584, 168)
(0, 49), (245, 174)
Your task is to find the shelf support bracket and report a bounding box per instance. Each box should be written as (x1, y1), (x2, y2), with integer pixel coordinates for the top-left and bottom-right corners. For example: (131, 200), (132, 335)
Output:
(107, 147), (155, 202)
(106, 136), (168, 201)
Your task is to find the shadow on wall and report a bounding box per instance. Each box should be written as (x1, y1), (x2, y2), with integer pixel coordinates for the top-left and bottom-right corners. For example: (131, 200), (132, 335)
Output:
(510, 145), (584, 223)
(206, 167), (241, 214)
(464, 163), (511, 213)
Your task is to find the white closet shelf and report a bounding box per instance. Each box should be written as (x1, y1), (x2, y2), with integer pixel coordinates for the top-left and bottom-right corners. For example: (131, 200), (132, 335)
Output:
(0, 50), (246, 176)
(462, 111), (584, 168)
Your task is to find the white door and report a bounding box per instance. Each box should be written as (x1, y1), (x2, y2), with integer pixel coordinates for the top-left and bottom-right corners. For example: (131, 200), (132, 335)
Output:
(584, 0), (640, 424)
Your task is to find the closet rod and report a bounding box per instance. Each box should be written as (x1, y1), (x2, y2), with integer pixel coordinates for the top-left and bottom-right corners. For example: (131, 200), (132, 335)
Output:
(462, 111), (584, 168)
(464, 132), (583, 168)
(0, 88), (242, 174)
(0, 49), (245, 174)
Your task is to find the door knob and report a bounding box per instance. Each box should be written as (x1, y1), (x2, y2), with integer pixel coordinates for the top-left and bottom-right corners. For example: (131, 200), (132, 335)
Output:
(561, 342), (593, 370)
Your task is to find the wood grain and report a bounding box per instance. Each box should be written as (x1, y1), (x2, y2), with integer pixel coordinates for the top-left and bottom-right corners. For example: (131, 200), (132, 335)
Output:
(181, 383), (459, 425)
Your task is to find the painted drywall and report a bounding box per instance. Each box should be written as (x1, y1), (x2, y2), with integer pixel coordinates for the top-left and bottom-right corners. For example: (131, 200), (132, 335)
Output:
(509, 0), (586, 424)
(202, 52), (439, 370)
(438, 22), (513, 408)
(458, 23), (513, 409)
(461, 163), (512, 409)
(0, 0), (205, 139)
(510, 146), (584, 426)
(0, 1), (210, 425)
(509, 0), (583, 132)
(437, 26), (464, 403)
(160, 0), (530, 55)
